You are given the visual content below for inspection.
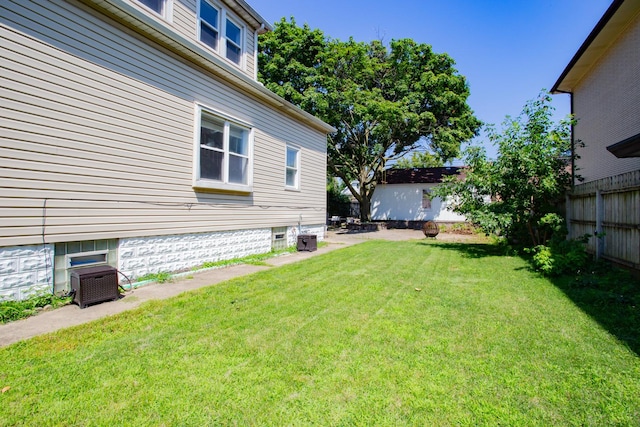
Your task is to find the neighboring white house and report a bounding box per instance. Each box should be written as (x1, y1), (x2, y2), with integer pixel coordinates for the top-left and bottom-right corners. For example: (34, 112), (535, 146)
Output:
(371, 167), (467, 225)
(0, 0), (335, 300)
(551, 0), (639, 270)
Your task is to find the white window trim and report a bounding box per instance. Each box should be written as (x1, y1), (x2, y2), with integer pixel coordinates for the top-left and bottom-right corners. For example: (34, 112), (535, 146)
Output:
(285, 145), (301, 190)
(193, 104), (253, 193)
(197, 0), (220, 52)
(224, 14), (245, 68)
(197, 0), (246, 69)
(134, 0), (173, 22)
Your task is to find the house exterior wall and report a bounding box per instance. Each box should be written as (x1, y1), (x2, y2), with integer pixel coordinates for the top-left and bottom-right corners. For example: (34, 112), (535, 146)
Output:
(371, 183), (466, 223)
(559, 7), (640, 271)
(124, 0), (260, 79)
(572, 11), (640, 183)
(0, 0), (329, 298)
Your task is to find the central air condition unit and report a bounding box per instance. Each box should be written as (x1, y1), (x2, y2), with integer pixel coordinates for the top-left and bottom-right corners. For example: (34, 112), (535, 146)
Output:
(70, 265), (119, 309)
(297, 234), (317, 252)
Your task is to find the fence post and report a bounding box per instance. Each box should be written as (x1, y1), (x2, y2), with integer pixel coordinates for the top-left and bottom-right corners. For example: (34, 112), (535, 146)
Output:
(595, 189), (604, 259)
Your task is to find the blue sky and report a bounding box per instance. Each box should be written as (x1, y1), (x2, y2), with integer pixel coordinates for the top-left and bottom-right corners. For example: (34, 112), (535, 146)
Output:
(248, 0), (612, 161)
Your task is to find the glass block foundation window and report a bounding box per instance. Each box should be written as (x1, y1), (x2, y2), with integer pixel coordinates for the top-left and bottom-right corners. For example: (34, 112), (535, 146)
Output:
(54, 239), (118, 294)
(272, 227), (288, 251)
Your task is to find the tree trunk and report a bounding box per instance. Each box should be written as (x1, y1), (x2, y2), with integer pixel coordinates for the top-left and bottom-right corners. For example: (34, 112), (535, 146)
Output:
(359, 196), (371, 222)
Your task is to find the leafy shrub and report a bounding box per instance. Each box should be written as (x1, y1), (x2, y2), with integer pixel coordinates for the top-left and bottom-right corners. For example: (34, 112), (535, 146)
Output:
(529, 234), (591, 276)
(0, 293), (71, 324)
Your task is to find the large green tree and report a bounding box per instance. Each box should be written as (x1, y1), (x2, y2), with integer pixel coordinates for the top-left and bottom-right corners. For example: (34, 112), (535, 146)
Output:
(393, 151), (444, 169)
(432, 92), (575, 246)
(259, 19), (480, 221)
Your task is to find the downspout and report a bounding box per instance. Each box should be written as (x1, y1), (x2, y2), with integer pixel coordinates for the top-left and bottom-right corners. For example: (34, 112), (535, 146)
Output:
(553, 89), (575, 188)
(569, 92), (575, 189)
(552, 89), (574, 239)
(255, 23), (266, 81)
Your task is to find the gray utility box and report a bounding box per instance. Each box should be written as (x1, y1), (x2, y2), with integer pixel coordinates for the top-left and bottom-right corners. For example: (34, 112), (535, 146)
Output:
(70, 265), (119, 309)
(297, 234), (317, 252)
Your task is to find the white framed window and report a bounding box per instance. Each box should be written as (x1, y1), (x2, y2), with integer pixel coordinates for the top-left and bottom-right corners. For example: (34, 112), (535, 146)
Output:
(194, 105), (253, 193)
(285, 145), (300, 189)
(198, 0), (244, 67)
(199, 0), (220, 51)
(422, 189), (432, 210)
(225, 17), (243, 65)
(135, 0), (172, 19)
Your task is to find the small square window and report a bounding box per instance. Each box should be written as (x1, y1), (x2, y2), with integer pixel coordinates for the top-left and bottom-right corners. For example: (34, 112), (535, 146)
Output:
(422, 189), (432, 210)
(286, 146), (299, 189)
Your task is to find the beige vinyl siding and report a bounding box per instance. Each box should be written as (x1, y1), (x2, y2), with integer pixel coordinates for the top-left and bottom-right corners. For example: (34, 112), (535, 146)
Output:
(573, 12), (640, 183)
(245, 28), (257, 78)
(124, 0), (258, 79)
(0, 0), (327, 247)
(169, 0), (197, 40)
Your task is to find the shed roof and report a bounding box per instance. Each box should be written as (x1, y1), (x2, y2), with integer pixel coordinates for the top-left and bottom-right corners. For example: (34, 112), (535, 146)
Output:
(381, 167), (463, 184)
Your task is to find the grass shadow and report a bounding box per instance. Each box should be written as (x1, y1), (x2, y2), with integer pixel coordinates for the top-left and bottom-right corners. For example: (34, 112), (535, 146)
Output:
(417, 241), (509, 258)
(547, 265), (640, 357)
(420, 240), (640, 356)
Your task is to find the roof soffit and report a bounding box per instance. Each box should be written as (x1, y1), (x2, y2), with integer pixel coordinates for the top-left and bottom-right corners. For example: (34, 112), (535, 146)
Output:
(219, 0), (272, 33)
(552, 0), (640, 93)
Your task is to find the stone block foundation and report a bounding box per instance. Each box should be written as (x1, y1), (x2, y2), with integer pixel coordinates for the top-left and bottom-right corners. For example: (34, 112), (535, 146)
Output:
(0, 225), (326, 300)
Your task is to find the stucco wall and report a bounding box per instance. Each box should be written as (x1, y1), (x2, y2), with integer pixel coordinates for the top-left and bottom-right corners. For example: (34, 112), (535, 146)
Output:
(371, 183), (466, 222)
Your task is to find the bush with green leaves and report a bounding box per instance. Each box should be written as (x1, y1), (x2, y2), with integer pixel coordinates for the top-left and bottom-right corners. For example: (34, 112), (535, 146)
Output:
(529, 234), (591, 276)
(432, 92), (574, 247)
(0, 293), (71, 323)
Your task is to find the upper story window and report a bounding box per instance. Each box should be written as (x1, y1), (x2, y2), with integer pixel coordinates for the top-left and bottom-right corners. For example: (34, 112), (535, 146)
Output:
(195, 106), (253, 193)
(199, 0), (219, 50)
(225, 18), (242, 65)
(136, 0), (170, 18)
(285, 146), (300, 189)
(198, 0), (245, 67)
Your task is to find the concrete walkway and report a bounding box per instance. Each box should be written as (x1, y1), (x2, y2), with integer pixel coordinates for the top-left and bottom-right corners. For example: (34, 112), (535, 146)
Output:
(1, 229), (432, 348)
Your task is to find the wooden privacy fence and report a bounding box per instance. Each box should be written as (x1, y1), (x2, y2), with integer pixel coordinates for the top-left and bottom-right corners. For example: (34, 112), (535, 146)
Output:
(566, 170), (640, 270)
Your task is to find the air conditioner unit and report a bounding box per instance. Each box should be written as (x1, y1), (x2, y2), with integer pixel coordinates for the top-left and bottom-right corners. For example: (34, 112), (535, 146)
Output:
(70, 265), (119, 309)
(297, 234), (317, 252)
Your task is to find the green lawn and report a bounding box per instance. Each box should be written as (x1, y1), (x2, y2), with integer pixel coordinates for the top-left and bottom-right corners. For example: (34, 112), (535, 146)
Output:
(1, 240), (639, 426)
